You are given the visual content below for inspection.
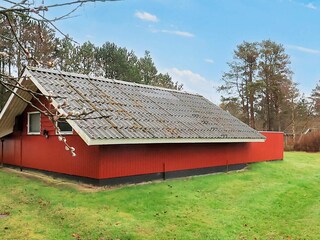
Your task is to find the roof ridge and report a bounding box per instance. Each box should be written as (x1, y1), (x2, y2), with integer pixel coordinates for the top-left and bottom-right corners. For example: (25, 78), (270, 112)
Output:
(27, 66), (201, 97)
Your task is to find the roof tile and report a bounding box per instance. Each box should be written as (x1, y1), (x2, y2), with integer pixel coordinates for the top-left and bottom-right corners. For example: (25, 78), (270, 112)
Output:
(28, 67), (265, 142)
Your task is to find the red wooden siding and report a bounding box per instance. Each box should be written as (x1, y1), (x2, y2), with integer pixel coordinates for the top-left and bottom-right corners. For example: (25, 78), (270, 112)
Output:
(1, 97), (284, 181)
(2, 133), (101, 178)
(2, 135), (20, 166)
(247, 131), (284, 162)
(98, 132), (283, 179)
(2, 99), (101, 179)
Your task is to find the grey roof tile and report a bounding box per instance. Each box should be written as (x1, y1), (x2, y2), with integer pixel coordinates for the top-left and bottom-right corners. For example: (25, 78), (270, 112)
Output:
(28, 67), (265, 141)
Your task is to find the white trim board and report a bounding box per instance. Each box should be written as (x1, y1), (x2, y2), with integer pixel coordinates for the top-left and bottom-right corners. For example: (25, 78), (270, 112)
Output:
(86, 137), (266, 146)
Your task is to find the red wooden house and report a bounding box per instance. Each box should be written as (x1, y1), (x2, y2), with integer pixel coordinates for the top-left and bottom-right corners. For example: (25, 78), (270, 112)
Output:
(0, 67), (283, 185)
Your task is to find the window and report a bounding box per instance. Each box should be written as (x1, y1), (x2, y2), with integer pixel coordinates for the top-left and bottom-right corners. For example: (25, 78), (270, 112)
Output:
(27, 112), (41, 134)
(57, 119), (73, 135)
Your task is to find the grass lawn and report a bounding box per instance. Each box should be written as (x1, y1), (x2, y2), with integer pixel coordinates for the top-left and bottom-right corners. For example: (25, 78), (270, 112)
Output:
(0, 152), (319, 240)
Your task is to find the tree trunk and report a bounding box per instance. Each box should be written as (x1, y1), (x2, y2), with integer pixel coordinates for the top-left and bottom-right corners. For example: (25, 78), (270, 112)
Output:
(248, 65), (255, 129)
(266, 81), (271, 131)
(291, 100), (296, 143)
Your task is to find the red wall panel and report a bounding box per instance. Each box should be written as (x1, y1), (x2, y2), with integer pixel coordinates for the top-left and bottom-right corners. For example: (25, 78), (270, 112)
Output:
(3, 133), (100, 178)
(247, 132), (284, 162)
(2, 97), (101, 179)
(20, 134), (100, 178)
(2, 96), (284, 181)
(2, 135), (20, 166)
(98, 132), (284, 179)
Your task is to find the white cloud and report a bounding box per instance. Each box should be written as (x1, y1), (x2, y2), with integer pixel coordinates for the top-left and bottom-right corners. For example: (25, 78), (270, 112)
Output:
(151, 29), (194, 38)
(161, 30), (194, 38)
(135, 11), (158, 22)
(286, 44), (320, 55)
(165, 68), (219, 103)
(305, 3), (317, 9)
(205, 59), (214, 64)
(85, 34), (95, 39)
(288, 1), (318, 10)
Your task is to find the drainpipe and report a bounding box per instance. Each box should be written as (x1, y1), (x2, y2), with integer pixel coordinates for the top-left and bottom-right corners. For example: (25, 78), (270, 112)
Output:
(226, 157), (229, 172)
(1, 139), (4, 168)
(20, 133), (23, 171)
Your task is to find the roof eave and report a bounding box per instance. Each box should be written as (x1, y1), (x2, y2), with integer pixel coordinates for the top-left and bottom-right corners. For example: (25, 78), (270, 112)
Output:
(86, 137), (266, 146)
(0, 128), (14, 139)
(24, 68), (94, 146)
(0, 69), (35, 138)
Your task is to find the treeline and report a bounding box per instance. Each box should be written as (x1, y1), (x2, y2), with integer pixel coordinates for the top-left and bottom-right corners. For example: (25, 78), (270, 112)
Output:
(219, 40), (320, 136)
(0, 14), (181, 109)
(1, 14), (319, 139)
(54, 39), (182, 90)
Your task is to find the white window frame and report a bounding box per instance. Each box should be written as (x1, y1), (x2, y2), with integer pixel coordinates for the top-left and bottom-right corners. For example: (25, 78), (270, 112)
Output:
(27, 111), (41, 135)
(56, 119), (73, 135)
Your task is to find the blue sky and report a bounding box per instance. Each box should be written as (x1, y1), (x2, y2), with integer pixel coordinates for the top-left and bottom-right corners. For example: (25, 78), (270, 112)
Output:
(52, 0), (320, 103)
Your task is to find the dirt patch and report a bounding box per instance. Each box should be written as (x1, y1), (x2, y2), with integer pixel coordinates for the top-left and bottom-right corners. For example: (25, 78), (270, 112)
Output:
(0, 166), (247, 192)
(0, 212), (10, 219)
(0, 167), (152, 192)
(0, 167), (104, 192)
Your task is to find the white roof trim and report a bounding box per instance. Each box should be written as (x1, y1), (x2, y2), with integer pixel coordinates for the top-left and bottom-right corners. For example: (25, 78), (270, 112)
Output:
(25, 68), (94, 146)
(0, 71), (27, 120)
(259, 131), (284, 134)
(0, 70), (34, 138)
(86, 137), (266, 146)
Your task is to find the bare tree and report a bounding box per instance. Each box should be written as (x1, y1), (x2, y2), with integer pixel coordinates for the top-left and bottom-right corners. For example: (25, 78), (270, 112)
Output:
(219, 41), (259, 128)
(220, 40), (298, 132)
(310, 80), (320, 116)
(0, 0), (120, 156)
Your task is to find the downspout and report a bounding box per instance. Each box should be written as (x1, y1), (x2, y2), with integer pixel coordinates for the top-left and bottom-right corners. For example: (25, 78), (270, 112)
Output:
(1, 139), (4, 168)
(19, 133), (23, 171)
(226, 156), (229, 172)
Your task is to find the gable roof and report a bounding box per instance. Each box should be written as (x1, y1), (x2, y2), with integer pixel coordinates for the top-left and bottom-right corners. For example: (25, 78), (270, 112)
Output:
(0, 67), (265, 145)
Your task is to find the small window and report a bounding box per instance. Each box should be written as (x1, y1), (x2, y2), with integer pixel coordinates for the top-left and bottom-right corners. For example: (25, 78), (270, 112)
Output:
(28, 112), (41, 134)
(57, 119), (73, 135)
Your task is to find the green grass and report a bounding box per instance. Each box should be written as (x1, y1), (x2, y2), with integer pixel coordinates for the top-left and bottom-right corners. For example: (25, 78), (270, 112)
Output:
(0, 152), (320, 240)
